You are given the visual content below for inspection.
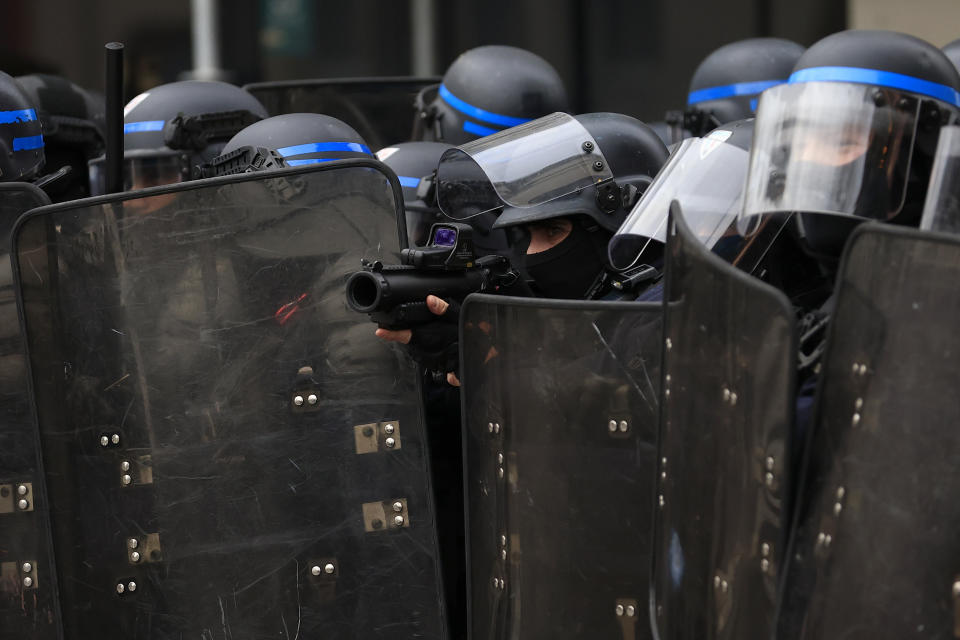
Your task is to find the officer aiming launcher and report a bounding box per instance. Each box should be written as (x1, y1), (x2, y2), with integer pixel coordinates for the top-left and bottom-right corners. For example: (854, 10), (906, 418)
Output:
(345, 222), (521, 329)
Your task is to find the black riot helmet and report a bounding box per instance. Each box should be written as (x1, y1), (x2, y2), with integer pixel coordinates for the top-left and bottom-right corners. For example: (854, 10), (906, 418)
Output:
(943, 38), (960, 74)
(436, 112), (668, 298)
(208, 113), (372, 177)
(678, 38), (805, 138)
(741, 30), (960, 261)
(88, 80), (268, 194)
(0, 70), (45, 182)
(376, 141), (453, 247)
(16, 73), (105, 198)
(414, 45), (569, 145)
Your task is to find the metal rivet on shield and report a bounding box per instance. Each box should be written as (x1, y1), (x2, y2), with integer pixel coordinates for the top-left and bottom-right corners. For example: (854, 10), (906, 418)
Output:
(498, 467), (505, 479)
(497, 453), (504, 464)
(836, 487), (845, 500)
(761, 543), (770, 557)
(626, 605), (636, 617)
(392, 501), (404, 513)
(492, 577), (500, 589)
(723, 388), (731, 402)
(582, 140), (594, 152)
(765, 456), (775, 471)
(618, 421), (628, 432)
(311, 565), (321, 576)
(17, 484), (28, 496)
(854, 398), (863, 410)
(121, 461), (130, 472)
(615, 604), (625, 616)
(661, 457), (667, 466)
(17, 499), (29, 510)
(953, 581), (960, 598)
(833, 502), (843, 516)
(765, 473), (774, 487)
(859, 364), (867, 375)
(824, 534), (832, 547)
(494, 423), (501, 434)
(729, 392), (737, 406)
(501, 549), (507, 560)
(761, 558), (770, 573)
(128, 538), (138, 550)
(22, 576), (33, 588)
(111, 434), (120, 445)
(307, 394), (318, 405)
(384, 423), (395, 434)
(130, 551), (141, 563)
(22, 562), (32, 573)
(665, 374), (671, 384)
(100, 435), (110, 447)
(116, 583), (125, 594)
(488, 422), (494, 433)
(665, 389), (670, 398)
(393, 515), (405, 527)
(385, 437), (396, 448)
(593, 160), (605, 172)
(127, 581), (137, 592)
(658, 494), (664, 508)
(852, 362), (860, 374)
(713, 575), (721, 588)
(661, 471), (667, 481)
(293, 395), (304, 406)
(851, 413), (861, 426)
(721, 580), (729, 592)
(324, 563), (335, 575)
(608, 420), (617, 433)
(121, 474), (132, 486)
(665, 338), (672, 350)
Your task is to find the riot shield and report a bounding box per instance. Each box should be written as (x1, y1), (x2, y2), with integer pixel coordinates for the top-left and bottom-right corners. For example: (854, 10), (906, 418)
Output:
(244, 77), (440, 149)
(13, 161), (446, 638)
(776, 223), (960, 640)
(0, 182), (56, 640)
(459, 294), (663, 639)
(651, 203), (796, 640)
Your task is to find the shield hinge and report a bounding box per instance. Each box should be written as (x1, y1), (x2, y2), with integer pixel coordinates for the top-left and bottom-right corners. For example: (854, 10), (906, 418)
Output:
(354, 421), (401, 454)
(0, 482), (34, 513)
(362, 498), (410, 532)
(1, 560), (38, 591)
(126, 532), (162, 564)
(614, 598), (639, 638)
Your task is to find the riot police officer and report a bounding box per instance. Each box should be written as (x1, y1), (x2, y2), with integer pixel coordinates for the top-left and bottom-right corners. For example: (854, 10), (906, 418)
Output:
(16, 73), (104, 200)
(88, 80), (268, 194)
(414, 45), (569, 145)
(652, 38), (805, 145)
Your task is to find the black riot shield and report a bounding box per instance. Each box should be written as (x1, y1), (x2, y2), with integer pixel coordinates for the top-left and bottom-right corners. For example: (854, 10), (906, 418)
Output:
(459, 294), (663, 639)
(13, 161), (446, 638)
(776, 223), (960, 640)
(651, 203), (796, 640)
(244, 77), (440, 149)
(0, 183), (56, 640)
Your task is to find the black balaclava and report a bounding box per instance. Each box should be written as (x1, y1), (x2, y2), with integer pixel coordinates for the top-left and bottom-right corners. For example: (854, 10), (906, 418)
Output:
(523, 218), (612, 299)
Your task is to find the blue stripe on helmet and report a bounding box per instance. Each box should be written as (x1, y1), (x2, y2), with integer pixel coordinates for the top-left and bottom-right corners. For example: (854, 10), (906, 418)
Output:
(438, 84), (531, 128)
(398, 176), (421, 189)
(789, 66), (960, 108)
(686, 79), (786, 106)
(124, 120), (165, 134)
(286, 158), (337, 166)
(462, 120), (499, 137)
(277, 142), (372, 157)
(0, 108), (38, 124)
(12, 134), (44, 151)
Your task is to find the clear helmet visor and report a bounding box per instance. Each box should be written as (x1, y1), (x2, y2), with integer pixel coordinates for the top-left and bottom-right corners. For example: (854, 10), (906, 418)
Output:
(921, 125), (960, 235)
(741, 82), (919, 229)
(609, 131), (750, 270)
(88, 152), (186, 196)
(436, 112), (614, 219)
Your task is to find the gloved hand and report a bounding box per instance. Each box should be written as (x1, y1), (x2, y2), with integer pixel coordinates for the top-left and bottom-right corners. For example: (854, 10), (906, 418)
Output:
(375, 295), (461, 384)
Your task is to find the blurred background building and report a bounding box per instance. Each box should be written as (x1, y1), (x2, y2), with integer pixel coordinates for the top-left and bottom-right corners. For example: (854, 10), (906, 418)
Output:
(0, 0), (955, 123)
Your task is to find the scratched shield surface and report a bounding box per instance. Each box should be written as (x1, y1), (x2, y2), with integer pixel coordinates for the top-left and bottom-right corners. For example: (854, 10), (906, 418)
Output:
(0, 183), (58, 640)
(776, 224), (960, 640)
(459, 293), (662, 639)
(651, 204), (795, 640)
(13, 161), (446, 638)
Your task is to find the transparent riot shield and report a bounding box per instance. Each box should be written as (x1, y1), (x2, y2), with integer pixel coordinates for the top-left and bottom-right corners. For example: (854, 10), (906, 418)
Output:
(776, 223), (960, 640)
(244, 77), (440, 149)
(13, 161), (446, 638)
(0, 183), (56, 640)
(459, 294), (663, 639)
(651, 202), (796, 640)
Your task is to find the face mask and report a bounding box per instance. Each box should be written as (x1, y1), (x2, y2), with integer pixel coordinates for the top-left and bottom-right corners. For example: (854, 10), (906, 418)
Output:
(523, 222), (607, 299)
